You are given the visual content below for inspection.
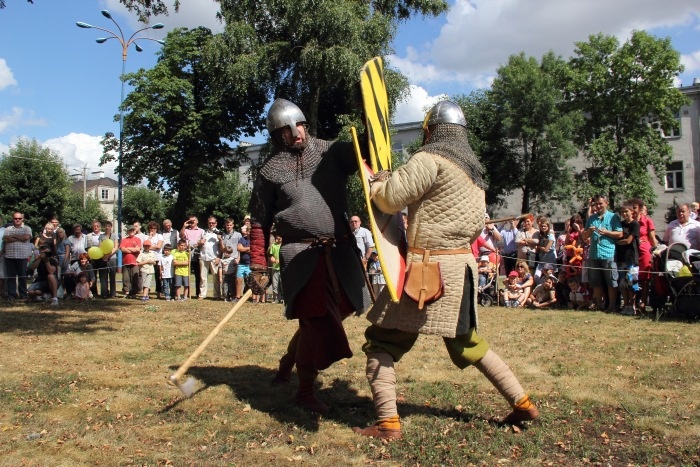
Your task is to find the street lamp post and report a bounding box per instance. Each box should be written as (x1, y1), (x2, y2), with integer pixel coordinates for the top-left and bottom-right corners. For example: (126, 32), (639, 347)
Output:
(76, 10), (164, 245)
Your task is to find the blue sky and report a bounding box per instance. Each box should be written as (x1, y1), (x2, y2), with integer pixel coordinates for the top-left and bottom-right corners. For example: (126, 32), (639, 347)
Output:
(1, 0), (699, 179)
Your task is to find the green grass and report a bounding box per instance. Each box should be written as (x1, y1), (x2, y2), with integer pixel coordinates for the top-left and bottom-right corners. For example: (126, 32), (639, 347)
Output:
(0, 297), (698, 465)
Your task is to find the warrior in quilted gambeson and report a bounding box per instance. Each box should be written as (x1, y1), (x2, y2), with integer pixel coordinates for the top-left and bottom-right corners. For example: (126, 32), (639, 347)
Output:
(248, 99), (372, 414)
(353, 101), (539, 440)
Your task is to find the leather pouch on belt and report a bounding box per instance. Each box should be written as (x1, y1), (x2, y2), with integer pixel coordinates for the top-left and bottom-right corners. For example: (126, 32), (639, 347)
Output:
(404, 250), (444, 310)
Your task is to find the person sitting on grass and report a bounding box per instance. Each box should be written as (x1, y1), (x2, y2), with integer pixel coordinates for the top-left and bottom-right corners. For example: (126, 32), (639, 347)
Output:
(514, 259), (534, 306)
(137, 240), (157, 302)
(501, 270), (524, 307)
(74, 272), (92, 300)
(554, 270), (571, 309)
(526, 276), (557, 309)
(27, 244), (59, 306)
(567, 276), (591, 311)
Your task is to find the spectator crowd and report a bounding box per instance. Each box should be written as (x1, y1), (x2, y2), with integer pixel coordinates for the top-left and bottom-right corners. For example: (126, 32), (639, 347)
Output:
(482, 197), (700, 315)
(0, 212), (389, 306)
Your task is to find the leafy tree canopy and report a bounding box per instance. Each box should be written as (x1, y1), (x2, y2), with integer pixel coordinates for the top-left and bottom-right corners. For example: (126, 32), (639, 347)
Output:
(567, 30), (688, 209)
(121, 185), (172, 226)
(457, 51), (582, 214)
(100, 27), (267, 217)
(0, 138), (73, 233)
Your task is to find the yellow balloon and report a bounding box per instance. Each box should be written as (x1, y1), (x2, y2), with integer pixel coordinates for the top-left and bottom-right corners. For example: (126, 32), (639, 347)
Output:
(100, 239), (114, 255)
(88, 246), (104, 260)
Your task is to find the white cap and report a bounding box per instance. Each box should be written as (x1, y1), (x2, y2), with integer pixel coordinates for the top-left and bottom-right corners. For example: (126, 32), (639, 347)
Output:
(479, 255), (489, 262)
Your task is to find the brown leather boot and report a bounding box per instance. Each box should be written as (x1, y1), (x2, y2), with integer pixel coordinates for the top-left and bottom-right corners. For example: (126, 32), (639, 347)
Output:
(294, 369), (328, 414)
(272, 330), (299, 385)
(503, 395), (539, 424)
(353, 416), (402, 440)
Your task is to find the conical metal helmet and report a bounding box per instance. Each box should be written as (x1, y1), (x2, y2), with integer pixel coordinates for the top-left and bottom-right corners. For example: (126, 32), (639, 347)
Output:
(422, 100), (467, 129)
(266, 98), (307, 138)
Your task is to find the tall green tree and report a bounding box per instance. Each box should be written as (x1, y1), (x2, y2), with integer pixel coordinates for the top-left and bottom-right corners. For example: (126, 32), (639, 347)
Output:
(121, 186), (171, 226)
(100, 27), (268, 218)
(0, 138), (73, 233)
(186, 170), (251, 224)
(215, 0), (446, 138)
(567, 31), (687, 209)
(459, 52), (582, 214)
(62, 193), (108, 232)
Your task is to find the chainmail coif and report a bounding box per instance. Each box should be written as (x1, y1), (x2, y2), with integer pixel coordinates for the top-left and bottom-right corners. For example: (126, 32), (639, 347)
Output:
(421, 123), (487, 190)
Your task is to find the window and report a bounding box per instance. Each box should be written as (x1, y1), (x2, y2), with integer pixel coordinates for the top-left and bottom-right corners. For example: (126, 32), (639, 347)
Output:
(101, 189), (109, 200)
(645, 112), (681, 138)
(665, 161), (683, 191)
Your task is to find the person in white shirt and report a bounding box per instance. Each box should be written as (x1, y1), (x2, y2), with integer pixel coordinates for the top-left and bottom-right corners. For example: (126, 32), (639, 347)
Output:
(350, 215), (375, 265)
(663, 203), (700, 249)
(198, 216), (222, 300)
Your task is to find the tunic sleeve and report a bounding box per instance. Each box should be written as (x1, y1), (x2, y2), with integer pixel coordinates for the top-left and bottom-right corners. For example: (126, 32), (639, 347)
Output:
(371, 151), (438, 214)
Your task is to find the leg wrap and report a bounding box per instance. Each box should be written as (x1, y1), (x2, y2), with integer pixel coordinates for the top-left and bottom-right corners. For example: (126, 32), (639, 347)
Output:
(366, 352), (398, 420)
(474, 349), (525, 407)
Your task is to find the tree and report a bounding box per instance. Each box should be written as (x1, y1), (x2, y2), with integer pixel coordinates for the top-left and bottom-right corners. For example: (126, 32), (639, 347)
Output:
(0, 138), (73, 233)
(216, 0), (446, 138)
(567, 31), (687, 210)
(121, 186), (171, 226)
(61, 192), (108, 232)
(458, 52), (582, 214)
(100, 27), (268, 218)
(186, 170), (251, 224)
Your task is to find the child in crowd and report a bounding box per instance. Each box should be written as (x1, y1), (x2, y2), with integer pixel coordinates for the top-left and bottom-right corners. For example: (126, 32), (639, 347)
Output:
(172, 239), (190, 300)
(616, 204), (640, 315)
(527, 276), (557, 309)
(477, 254), (496, 291)
(159, 244), (174, 301)
(268, 234), (283, 303)
(367, 250), (386, 297)
(567, 276), (591, 310)
(137, 240), (157, 301)
(501, 270), (524, 307)
(74, 272), (92, 300)
(541, 263), (558, 284)
(554, 270), (571, 309)
(534, 216), (557, 284)
(220, 246), (237, 301)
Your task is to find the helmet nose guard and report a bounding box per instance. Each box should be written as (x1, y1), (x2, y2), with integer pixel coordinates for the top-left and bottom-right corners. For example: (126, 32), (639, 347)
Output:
(423, 100), (467, 129)
(266, 98), (307, 138)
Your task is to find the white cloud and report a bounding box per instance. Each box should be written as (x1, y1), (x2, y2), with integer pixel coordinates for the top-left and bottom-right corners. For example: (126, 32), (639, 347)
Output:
(43, 133), (117, 179)
(104, 0), (223, 33)
(394, 85), (447, 123)
(395, 0), (700, 88)
(0, 107), (45, 135)
(0, 58), (17, 91)
(681, 50), (700, 74)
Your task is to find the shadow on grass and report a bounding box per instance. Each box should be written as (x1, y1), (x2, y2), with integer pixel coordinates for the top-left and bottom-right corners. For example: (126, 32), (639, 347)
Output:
(0, 299), (125, 334)
(164, 364), (479, 433)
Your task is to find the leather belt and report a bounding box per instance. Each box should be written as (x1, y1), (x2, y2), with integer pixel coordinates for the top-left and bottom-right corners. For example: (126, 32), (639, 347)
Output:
(408, 246), (472, 256)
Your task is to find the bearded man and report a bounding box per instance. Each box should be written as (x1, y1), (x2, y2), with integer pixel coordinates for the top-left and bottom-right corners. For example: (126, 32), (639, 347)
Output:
(352, 101), (539, 440)
(248, 98), (371, 413)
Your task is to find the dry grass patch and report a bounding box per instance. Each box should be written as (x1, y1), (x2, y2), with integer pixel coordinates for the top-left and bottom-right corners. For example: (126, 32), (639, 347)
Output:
(1, 298), (698, 465)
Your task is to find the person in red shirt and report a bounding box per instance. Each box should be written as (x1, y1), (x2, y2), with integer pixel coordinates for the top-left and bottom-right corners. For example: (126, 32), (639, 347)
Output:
(120, 225), (142, 298)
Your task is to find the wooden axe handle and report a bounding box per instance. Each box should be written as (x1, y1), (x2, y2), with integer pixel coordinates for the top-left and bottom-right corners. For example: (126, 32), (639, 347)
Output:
(170, 289), (253, 382)
(487, 213), (533, 225)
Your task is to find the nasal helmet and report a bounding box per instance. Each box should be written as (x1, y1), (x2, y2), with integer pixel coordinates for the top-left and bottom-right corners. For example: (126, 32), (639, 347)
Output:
(422, 100), (467, 130)
(266, 98), (307, 138)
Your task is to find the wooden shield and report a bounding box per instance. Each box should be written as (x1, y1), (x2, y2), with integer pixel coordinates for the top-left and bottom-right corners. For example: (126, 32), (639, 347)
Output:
(352, 57), (407, 302)
(359, 57), (392, 172)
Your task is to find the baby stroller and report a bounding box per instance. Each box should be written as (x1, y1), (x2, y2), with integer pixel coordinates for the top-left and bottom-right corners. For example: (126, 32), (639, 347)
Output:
(478, 273), (499, 307)
(660, 243), (700, 319)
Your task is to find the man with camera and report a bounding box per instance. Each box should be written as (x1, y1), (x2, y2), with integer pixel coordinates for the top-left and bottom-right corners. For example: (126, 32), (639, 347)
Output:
(27, 244), (59, 306)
